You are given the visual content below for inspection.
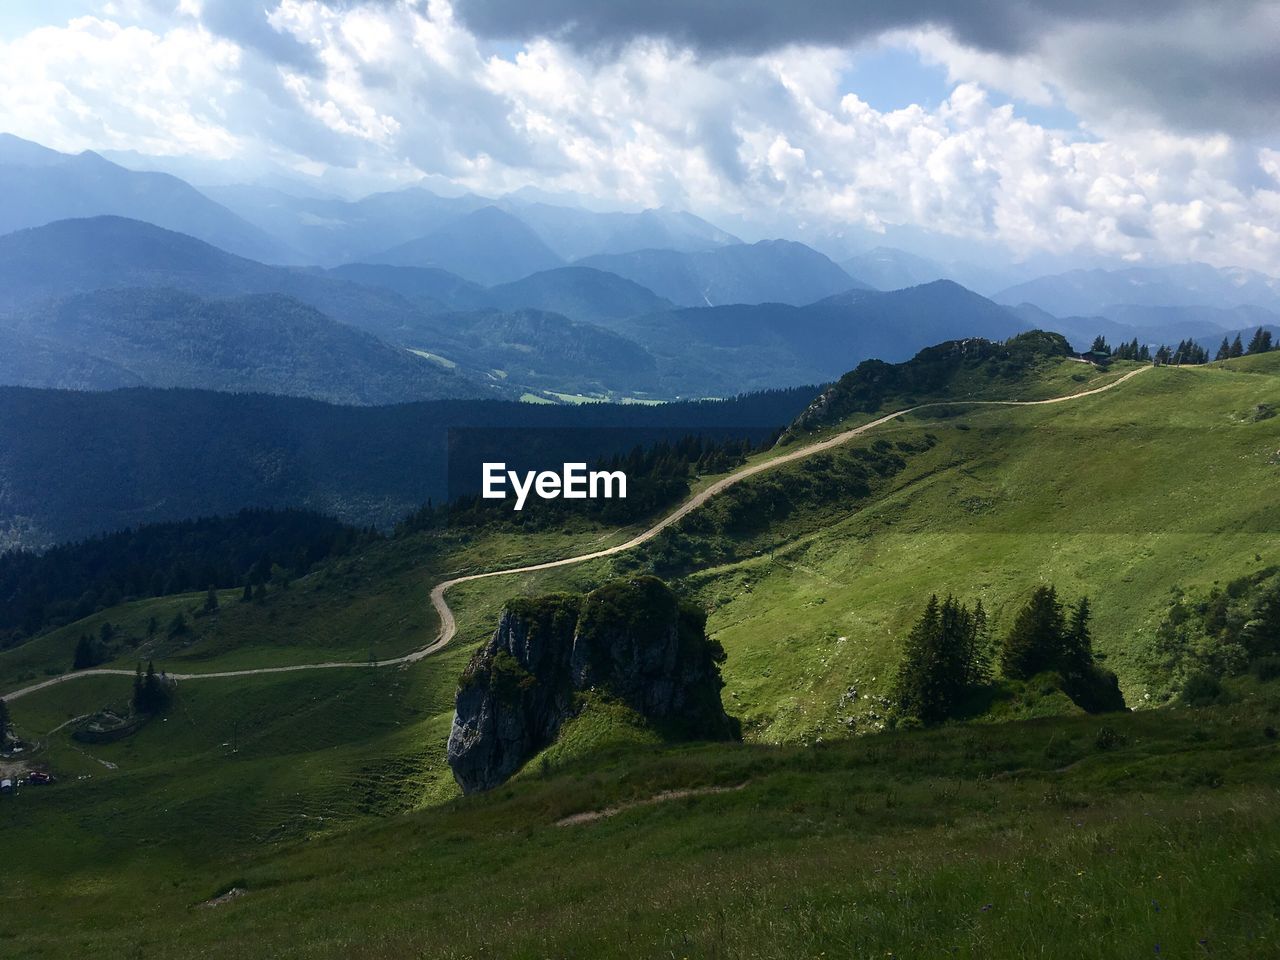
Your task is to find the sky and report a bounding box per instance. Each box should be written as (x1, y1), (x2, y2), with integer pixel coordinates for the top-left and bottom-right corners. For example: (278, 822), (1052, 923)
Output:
(1, 0), (1278, 272)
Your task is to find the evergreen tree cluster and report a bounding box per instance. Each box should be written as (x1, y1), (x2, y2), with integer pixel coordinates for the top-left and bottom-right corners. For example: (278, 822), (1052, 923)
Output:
(999, 586), (1124, 712)
(397, 431), (782, 535)
(893, 585), (1125, 725)
(1153, 340), (1210, 365)
(793, 330), (1074, 434)
(1108, 338), (1150, 362)
(72, 622), (116, 670)
(0, 509), (377, 648)
(1214, 329), (1273, 361)
(131, 660), (172, 716)
(891, 595), (991, 724)
(1246, 328), (1274, 355)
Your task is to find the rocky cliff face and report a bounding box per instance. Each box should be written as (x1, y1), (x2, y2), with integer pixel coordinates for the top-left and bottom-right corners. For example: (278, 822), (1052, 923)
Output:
(447, 576), (736, 793)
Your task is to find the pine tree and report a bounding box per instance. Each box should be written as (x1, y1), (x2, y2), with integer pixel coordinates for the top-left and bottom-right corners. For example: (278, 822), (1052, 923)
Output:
(203, 585), (219, 613)
(0, 697), (11, 746)
(891, 595), (943, 722)
(73, 634), (97, 670)
(1138, 343), (1151, 362)
(1063, 596), (1094, 673)
(1215, 337), (1231, 361)
(1247, 327), (1273, 354)
(1090, 335), (1110, 354)
(241, 580), (253, 603)
(1000, 586), (1064, 679)
(133, 660), (170, 715)
(1230, 333), (1245, 358)
(892, 595), (989, 724)
(970, 600), (992, 685)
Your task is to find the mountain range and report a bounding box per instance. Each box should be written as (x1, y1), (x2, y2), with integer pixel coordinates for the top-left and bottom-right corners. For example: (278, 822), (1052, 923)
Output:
(0, 216), (1032, 401)
(0, 134), (289, 263)
(3, 132), (1280, 411)
(0, 288), (485, 404)
(994, 263), (1280, 316)
(577, 240), (867, 307)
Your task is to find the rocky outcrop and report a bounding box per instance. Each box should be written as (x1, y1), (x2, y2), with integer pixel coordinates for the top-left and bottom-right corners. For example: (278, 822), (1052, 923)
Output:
(447, 576), (737, 793)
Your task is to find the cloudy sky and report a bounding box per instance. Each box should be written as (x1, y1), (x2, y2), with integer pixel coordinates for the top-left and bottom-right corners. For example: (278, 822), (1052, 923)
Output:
(2, 1), (1278, 271)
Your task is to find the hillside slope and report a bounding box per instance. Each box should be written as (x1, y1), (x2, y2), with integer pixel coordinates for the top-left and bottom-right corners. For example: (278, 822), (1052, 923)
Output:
(0, 217), (447, 346)
(606, 280), (1029, 394)
(578, 240), (865, 307)
(0, 386), (813, 549)
(1, 289), (483, 405)
(369, 206), (565, 285)
(487, 266), (675, 323)
(1, 350), (1278, 960)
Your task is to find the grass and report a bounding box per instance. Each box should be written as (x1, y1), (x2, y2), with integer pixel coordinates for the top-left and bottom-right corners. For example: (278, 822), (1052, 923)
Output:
(653, 356), (1280, 741)
(3, 677), (1278, 958)
(2, 353), (1278, 957)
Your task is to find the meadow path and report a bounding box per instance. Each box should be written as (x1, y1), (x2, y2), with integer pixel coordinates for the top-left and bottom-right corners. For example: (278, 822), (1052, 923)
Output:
(2, 365), (1150, 703)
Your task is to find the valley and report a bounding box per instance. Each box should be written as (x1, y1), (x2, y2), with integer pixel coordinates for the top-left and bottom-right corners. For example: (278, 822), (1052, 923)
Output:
(1, 85), (1279, 959)
(2, 346), (1278, 958)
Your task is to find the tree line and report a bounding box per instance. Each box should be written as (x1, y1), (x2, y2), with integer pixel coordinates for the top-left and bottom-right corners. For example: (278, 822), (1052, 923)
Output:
(891, 585), (1125, 725)
(0, 509), (378, 647)
(396, 430), (784, 535)
(1090, 328), (1274, 367)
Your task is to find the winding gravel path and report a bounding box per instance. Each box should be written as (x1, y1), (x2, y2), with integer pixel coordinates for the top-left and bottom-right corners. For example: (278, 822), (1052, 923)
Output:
(1, 365), (1150, 704)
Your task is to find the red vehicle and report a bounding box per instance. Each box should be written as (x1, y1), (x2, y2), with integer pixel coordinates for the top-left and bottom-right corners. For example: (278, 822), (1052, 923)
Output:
(27, 771), (54, 785)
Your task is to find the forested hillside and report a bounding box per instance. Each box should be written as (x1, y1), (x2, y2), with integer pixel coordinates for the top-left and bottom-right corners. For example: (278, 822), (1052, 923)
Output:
(0, 385), (814, 549)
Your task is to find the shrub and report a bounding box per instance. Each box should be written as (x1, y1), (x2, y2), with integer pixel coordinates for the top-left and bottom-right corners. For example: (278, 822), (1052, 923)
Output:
(1253, 655), (1280, 682)
(1181, 671), (1226, 707)
(1094, 725), (1127, 751)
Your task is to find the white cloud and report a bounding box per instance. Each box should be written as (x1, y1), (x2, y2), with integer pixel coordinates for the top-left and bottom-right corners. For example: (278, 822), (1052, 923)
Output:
(0, 15), (243, 156)
(0, 1), (1278, 274)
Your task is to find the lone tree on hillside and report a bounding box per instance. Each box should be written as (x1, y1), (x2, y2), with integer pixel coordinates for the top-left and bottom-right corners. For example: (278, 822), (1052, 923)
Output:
(73, 634), (99, 670)
(132, 660), (172, 716)
(892, 595), (992, 725)
(1247, 327), (1274, 354)
(203, 585), (219, 613)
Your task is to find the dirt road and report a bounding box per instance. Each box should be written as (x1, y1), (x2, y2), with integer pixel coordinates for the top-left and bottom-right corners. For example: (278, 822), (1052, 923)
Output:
(1, 365), (1150, 703)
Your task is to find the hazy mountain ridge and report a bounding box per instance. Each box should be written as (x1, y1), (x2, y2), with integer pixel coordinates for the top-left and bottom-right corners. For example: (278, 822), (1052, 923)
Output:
(1, 288), (490, 405)
(0, 218), (1037, 401)
(578, 240), (869, 307)
(0, 134), (291, 264)
(995, 262), (1280, 316)
(368, 206), (566, 285)
(604, 280), (1030, 394)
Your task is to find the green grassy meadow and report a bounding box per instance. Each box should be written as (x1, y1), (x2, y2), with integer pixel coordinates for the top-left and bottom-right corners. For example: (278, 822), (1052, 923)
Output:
(2, 352), (1279, 957)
